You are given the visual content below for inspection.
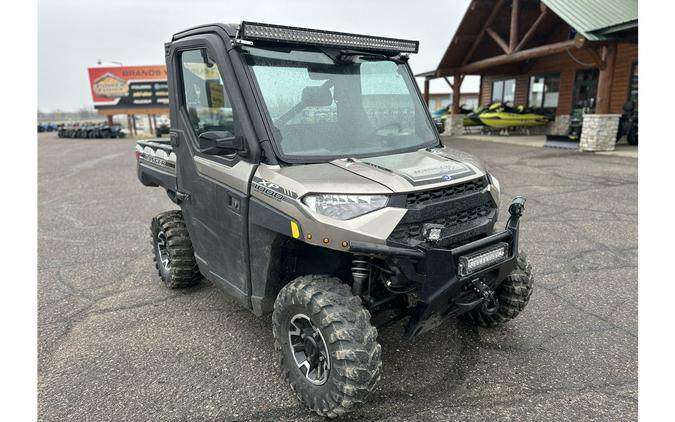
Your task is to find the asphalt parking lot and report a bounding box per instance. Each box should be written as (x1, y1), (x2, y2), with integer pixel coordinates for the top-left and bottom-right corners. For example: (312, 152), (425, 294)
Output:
(38, 132), (637, 421)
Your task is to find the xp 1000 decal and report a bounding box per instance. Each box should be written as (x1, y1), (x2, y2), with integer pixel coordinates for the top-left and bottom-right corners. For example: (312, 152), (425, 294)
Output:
(252, 177), (298, 202)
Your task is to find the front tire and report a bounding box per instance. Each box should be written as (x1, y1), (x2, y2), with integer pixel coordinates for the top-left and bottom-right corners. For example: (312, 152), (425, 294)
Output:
(150, 210), (201, 289)
(272, 275), (382, 418)
(460, 253), (534, 327)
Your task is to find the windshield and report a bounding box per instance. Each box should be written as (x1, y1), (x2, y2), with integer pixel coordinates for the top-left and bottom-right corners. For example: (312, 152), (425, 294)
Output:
(243, 46), (438, 161)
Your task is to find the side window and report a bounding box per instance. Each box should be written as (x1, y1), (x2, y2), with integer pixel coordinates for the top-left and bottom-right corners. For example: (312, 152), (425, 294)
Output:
(491, 78), (516, 104)
(179, 49), (235, 136)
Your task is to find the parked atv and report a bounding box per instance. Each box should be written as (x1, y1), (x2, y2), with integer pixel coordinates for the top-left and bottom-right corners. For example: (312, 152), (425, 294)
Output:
(74, 124), (89, 138)
(155, 117), (171, 138)
(617, 100), (638, 145)
(136, 21), (534, 418)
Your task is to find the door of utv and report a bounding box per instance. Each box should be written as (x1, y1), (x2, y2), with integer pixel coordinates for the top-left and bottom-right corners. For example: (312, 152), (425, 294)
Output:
(167, 34), (257, 307)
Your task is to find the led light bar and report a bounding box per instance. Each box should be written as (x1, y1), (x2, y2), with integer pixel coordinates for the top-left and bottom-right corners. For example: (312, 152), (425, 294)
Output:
(239, 21), (419, 54)
(457, 243), (509, 277)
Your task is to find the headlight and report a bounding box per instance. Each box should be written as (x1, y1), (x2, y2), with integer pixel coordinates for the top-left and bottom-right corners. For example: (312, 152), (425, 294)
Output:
(487, 172), (501, 207)
(488, 172), (500, 191)
(302, 194), (388, 220)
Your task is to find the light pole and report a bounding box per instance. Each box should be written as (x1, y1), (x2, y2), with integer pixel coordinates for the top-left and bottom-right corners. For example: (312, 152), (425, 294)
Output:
(97, 59), (123, 66)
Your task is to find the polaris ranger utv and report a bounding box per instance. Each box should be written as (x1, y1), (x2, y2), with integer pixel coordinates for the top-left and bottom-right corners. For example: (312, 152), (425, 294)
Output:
(136, 21), (534, 418)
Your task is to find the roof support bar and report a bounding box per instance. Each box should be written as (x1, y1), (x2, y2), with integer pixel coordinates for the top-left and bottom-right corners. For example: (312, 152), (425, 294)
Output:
(514, 6), (549, 53)
(486, 28), (510, 54)
(585, 47), (607, 70)
(509, 0), (520, 53)
(462, 0), (507, 65)
(438, 39), (585, 75)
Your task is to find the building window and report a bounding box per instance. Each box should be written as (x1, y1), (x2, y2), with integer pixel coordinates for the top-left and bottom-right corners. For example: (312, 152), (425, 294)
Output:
(572, 68), (599, 112)
(528, 74), (560, 111)
(491, 79), (515, 104)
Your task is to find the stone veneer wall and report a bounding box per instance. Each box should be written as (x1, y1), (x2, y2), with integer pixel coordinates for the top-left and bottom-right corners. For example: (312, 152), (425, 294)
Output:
(579, 114), (621, 152)
(446, 114), (464, 136)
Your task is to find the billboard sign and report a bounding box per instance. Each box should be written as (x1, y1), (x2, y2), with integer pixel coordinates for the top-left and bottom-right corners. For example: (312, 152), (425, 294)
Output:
(87, 65), (169, 109)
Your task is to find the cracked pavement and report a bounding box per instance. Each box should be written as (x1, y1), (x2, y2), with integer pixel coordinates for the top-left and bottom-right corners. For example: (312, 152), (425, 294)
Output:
(38, 133), (637, 421)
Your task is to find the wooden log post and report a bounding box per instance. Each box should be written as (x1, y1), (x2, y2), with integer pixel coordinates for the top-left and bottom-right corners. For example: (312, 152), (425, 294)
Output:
(132, 115), (138, 136)
(509, 0), (520, 53)
(596, 43), (617, 114)
(451, 75), (463, 115)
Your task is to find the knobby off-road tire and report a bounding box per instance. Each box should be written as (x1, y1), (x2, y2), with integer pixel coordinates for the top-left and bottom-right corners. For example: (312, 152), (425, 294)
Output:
(272, 275), (382, 418)
(150, 210), (201, 289)
(460, 253), (534, 328)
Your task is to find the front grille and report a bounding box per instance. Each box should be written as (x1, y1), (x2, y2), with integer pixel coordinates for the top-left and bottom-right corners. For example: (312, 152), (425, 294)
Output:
(388, 203), (493, 244)
(405, 177), (486, 207)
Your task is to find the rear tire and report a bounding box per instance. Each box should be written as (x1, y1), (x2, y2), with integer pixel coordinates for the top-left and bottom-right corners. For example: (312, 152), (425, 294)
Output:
(627, 126), (638, 145)
(150, 210), (201, 289)
(272, 275), (382, 418)
(459, 253), (534, 327)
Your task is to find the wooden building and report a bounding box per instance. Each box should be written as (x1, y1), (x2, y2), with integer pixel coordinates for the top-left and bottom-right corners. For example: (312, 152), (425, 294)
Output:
(421, 0), (637, 150)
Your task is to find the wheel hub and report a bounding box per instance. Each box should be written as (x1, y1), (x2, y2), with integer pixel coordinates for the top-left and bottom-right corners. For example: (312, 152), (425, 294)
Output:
(156, 230), (171, 271)
(288, 314), (330, 385)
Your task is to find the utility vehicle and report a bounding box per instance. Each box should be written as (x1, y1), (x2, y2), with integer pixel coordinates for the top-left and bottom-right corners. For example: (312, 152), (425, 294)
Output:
(155, 116), (171, 138)
(136, 21), (534, 418)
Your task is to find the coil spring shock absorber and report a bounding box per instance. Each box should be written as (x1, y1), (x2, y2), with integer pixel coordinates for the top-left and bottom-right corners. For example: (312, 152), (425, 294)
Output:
(351, 254), (370, 296)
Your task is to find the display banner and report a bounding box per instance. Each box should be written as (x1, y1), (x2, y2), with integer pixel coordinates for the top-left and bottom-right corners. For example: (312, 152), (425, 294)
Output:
(88, 65), (169, 109)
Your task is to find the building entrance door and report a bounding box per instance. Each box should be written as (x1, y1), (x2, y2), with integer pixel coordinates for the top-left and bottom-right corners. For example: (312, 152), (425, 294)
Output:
(572, 68), (600, 113)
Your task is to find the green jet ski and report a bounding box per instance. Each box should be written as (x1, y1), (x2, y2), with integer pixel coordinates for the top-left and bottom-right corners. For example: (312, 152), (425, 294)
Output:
(478, 102), (549, 128)
(463, 104), (486, 127)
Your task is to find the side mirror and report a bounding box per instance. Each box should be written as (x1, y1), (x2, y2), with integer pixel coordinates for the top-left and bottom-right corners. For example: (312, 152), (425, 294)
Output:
(197, 131), (245, 155)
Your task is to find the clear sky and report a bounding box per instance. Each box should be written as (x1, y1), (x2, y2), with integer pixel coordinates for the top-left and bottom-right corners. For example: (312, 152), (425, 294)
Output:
(38, 0), (477, 111)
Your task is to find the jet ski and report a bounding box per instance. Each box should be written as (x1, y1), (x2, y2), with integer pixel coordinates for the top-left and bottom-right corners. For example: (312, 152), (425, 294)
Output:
(430, 105), (450, 120)
(463, 104), (486, 127)
(478, 102), (549, 128)
(430, 105), (450, 132)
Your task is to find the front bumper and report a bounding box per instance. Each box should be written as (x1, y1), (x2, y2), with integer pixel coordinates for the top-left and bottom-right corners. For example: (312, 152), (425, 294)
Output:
(350, 196), (526, 339)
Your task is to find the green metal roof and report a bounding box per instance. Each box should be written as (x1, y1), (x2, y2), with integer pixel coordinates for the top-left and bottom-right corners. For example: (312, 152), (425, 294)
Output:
(542, 0), (638, 40)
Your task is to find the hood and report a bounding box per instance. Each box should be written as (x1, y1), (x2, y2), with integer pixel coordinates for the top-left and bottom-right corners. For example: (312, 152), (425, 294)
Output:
(330, 146), (486, 192)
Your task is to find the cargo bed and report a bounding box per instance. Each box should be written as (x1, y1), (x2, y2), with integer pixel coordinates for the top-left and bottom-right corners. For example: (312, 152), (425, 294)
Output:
(136, 138), (177, 192)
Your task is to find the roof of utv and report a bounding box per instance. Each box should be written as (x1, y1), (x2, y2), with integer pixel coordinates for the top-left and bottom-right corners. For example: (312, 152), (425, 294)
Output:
(172, 23), (239, 41)
(171, 21), (419, 54)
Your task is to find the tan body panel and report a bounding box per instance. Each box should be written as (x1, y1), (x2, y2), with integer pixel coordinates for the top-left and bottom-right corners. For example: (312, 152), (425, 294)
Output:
(251, 147), (496, 252)
(194, 156), (255, 194)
